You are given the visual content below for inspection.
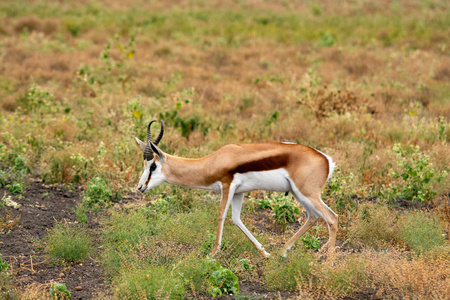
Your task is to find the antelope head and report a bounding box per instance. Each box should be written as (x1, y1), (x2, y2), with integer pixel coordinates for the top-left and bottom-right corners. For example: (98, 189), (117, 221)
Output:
(135, 120), (166, 193)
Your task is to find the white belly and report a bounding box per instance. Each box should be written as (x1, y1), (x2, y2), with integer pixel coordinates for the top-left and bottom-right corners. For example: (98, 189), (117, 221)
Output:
(232, 168), (291, 194)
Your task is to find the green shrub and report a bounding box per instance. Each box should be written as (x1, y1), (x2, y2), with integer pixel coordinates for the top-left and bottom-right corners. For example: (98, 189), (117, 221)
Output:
(208, 260), (239, 297)
(300, 230), (321, 251)
(264, 250), (314, 291)
(388, 144), (448, 202)
(271, 194), (300, 228)
(45, 221), (93, 264)
(6, 181), (25, 194)
(116, 264), (185, 300)
(49, 283), (71, 300)
(398, 212), (446, 254)
(254, 196), (272, 209)
(20, 84), (56, 114)
(82, 176), (112, 209)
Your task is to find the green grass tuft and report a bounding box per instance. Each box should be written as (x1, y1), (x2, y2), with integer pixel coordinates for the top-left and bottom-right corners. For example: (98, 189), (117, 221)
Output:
(44, 221), (93, 264)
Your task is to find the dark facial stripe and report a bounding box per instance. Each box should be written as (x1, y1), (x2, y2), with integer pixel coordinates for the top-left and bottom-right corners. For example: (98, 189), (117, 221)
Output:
(144, 163), (157, 186)
(145, 172), (152, 186)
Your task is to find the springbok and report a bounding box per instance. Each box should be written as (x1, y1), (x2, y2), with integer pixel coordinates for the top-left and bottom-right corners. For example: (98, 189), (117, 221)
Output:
(135, 120), (337, 258)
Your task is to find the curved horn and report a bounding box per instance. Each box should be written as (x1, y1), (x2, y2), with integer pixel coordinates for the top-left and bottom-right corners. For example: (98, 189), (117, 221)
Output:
(143, 120), (157, 161)
(154, 120), (164, 145)
(147, 120), (157, 144)
(143, 144), (154, 161)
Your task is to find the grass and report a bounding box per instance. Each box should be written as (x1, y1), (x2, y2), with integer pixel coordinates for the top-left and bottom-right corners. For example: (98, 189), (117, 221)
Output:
(264, 249), (314, 291)
(398, 212), (446, 254)
(44, 221), (93, 264)
(0, 0), (449, 298)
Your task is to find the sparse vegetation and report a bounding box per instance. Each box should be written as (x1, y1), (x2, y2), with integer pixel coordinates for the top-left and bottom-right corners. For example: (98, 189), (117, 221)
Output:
(0, 0), (449, 298)
(44, 221), (93, 264)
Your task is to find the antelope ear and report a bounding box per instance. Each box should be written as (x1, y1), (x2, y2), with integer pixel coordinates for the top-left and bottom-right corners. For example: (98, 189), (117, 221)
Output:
(150, 142), (166, 163)
(135, 137), (147, 151)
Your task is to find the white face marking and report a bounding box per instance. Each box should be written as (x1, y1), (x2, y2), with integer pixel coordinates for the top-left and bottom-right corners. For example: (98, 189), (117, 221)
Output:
(232, 168), (291, 194)
(137, 159), (166, 193)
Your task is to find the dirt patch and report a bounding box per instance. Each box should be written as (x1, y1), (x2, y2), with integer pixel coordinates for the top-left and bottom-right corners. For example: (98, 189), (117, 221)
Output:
(0, 177), (111, 299)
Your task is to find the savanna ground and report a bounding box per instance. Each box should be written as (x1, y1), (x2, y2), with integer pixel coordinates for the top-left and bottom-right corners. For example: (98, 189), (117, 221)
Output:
(0, 0), (449, 299)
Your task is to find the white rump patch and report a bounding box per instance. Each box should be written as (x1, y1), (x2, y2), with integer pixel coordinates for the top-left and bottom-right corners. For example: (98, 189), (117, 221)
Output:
(313, 148), (336, 182)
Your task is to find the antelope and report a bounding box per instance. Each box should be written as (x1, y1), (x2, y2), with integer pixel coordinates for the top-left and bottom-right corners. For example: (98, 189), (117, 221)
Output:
(135, 120), (338, 258)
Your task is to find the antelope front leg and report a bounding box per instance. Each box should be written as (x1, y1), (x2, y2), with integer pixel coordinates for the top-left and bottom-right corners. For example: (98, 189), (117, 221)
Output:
(211, 185), (232, 257)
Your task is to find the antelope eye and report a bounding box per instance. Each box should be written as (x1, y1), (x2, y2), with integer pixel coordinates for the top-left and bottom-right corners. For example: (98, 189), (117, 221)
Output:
(150, 164), (157, 171)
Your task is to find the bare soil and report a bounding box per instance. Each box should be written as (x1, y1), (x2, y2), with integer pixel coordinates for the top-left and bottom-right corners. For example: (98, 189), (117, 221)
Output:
(0, 177), (111, 299)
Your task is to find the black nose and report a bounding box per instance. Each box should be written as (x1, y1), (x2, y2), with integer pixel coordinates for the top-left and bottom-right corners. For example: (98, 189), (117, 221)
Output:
(138, 186), (145, 193)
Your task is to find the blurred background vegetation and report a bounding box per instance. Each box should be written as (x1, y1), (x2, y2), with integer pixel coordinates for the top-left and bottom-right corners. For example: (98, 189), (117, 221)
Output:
(0, 0), (449, 298)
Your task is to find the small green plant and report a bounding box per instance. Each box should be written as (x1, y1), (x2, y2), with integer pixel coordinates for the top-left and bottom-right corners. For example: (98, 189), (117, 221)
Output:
(0, 254), (9, 272)
(255, 197), (272, 209)
(388, 144), (448, 202)
(300, 226), (321, 251)
(0, 171), (7, 188)
(82, 176), (112, 209)
(49, 283), (71, 299)
(160, 97), (211, 140)
(318, 32), (335, 47)
(438, 116), (446, 141)
(272, 194), (300, 228)
(6, 181), (24, 194)
(151, 197), (171, 215)
(230, 258), (255, 280)
(208, 260), (239, 297)
(75, 204), (88, 223)
(20, 84), (56, 114)
(45, 221), (92, 264)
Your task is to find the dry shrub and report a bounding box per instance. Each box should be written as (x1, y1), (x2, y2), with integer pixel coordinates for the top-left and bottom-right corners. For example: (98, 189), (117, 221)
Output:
(435, 199), (450, 238)
(20, 282), (52, 300)
(0, 95), (19, 112)
(301, 249), (450, 299)
(48, 118), (79, 142)
(298, 84), (368, 120)
(310, 252), (370, 299)
(14, 16), (58, 35)
(367, 250), (450, 299)
(0, 209), (21, 232)
(434, 58), (450, 82)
